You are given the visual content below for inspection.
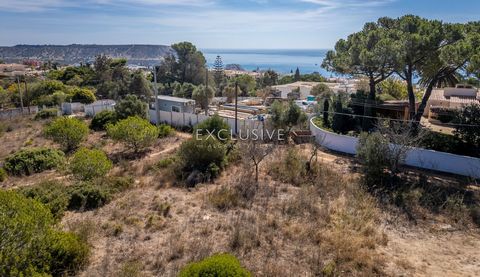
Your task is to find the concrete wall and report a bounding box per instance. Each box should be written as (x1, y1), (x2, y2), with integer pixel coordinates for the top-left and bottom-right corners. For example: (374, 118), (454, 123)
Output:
(85, 103), (115, 117)
(62, 102), (84, 115)
(149, 109), (264, 136)
(310, 118), (480, 179)
(0, 106), (38, 120)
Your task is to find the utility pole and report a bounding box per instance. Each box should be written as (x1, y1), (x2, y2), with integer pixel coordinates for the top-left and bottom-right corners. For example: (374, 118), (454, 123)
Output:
(235, 80), (238, 135)
(16, 75), (24, 112)
(24, 76), (30, 113)
(153, 66), (160, 126)
(205, 68), (209, 116)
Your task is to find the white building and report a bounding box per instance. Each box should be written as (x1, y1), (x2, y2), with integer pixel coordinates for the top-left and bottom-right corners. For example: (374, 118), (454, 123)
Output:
(272, 82), (321, 99)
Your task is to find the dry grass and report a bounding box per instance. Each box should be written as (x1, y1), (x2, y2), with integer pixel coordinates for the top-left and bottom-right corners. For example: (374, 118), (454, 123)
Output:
(2, 116), (479, 276)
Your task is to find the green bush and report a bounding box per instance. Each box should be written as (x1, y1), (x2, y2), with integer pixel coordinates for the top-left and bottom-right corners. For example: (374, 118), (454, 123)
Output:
(107, 116), (159, 153)
(194, 114), (231, 141)
(356, 132), (391, 187)
(179, 253), (250, 277)
(268, 147), (307, 186)
(44, 117), (89, 152)
(68, 182), (112, 210)
(430, 107), (457, 123)
(69, 148), (113, 180)
(20, 181), (70, 220)
(35, 108), (59, 120)
(0, 190), (89, 276)
(70, 87), (96, 104)
(99, 175), (134, 194)
(90, 110), (117, 131)
(115, 94), (147, 120)
(454, 104), (480, 150)
(176, 136), (227, 182)
(158, 123), (175, 138)
(21, 177), (133, 216)
(4, 147), (65, 176)
(0, 167), (6, 182)
(420, 131), (473, 157)
(156, 157), (175, 169)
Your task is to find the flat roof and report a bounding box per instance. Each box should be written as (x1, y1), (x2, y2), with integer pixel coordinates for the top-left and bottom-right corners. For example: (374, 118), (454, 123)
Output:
(155, 95), (195, 103)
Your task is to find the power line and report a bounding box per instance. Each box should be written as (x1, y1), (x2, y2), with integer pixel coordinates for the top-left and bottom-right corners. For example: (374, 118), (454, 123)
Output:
(318, 110), (480, 128)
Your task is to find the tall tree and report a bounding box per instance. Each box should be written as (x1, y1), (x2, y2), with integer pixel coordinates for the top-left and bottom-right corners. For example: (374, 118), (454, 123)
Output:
(322, 22), (396, 101)
(294, 67), (301, 82)
(260, 69), (279, 87)
(413, 22), (480, 123)
(378, 15), (446, 120)
(129, 70), (152, 100)
(213, 55), (225, 95)
(233, 74), (256, 96)
(192, 85), (214, 111)
(171, 42), (207, 85)
(322, 21), (397, 130)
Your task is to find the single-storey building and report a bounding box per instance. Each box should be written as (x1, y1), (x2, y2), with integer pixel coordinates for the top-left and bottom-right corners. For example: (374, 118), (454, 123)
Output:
(427, 85), (479, 110)
(150, 95), (196, 114)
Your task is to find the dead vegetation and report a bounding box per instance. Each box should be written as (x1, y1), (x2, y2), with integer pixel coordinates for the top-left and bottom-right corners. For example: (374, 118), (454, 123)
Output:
(1, 115), (479, 276)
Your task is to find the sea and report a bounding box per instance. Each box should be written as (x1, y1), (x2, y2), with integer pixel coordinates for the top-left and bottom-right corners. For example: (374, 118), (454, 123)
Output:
(203, 49), (331, 76)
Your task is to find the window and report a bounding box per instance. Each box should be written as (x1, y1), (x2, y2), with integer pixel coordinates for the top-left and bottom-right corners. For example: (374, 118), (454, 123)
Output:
(171, 105), (181, 112)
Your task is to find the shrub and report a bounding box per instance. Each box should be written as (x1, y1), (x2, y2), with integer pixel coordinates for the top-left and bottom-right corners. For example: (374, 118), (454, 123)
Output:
(156, 157), (175, 169)
(430, 107), (457, 123)
(194, 114), (231, 141)
(454, 104), (480, 149)
(4, 147), (65, 176)
(208, 186), (240, 211)
(35, 108), (58, 120)
(69, 148), (113, 180)
(49, 231), (90, 274)
(356, 132), (391, 187)
(0, 190), (89, 276)
(107, 116), (159, 153)
(0, 167), (6, 182)
(70, 87), (96, 104)
(115, 94), (147, 120)
(158, 123), (175, 138)
(68, 182), (112, 210)
(420, 131), (473, 157)
(20, 181), (70, 220)
(268, 147), (307, 186)
(90, 110), (117, 131)
(179, 253), (250, 277)
(176, 136), (227, 182)
(44, 117), (89, 152)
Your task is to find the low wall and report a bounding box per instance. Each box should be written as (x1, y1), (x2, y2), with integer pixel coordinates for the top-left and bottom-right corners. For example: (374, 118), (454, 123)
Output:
(310, 118), (480, 179)
(149, 109), (265, 135)
(85, 104), (115, 117)
(0, 106), (38, 120)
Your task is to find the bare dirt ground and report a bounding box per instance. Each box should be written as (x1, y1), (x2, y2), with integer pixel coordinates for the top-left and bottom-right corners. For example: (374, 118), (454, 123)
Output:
(381, 226), (480, 277)
(1, 116), (480, 276)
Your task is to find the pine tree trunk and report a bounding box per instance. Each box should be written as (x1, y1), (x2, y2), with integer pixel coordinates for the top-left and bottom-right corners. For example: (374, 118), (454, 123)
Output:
(405, 67), (416, 120)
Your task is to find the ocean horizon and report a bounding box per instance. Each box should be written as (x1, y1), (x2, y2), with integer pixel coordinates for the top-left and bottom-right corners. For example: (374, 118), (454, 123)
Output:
(203, 49), (332, 76)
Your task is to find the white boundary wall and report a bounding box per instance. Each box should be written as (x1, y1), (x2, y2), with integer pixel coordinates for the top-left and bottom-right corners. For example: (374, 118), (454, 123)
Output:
(0, 106), (38, 120)
(85, 102), (115, 117)
(149, 110), (264, 135)
(310, 118), (480, 179)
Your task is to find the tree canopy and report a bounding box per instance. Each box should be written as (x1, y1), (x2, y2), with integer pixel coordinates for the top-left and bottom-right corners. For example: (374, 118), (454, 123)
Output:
(324, 15), (480, 126)
(157, 42), (207, 86)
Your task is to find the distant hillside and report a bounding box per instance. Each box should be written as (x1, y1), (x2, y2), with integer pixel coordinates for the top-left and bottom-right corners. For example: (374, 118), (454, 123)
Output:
(0, 44), (174, 66)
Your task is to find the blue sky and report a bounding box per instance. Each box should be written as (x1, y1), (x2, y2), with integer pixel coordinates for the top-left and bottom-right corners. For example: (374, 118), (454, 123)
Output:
(0, 0), (478, 49)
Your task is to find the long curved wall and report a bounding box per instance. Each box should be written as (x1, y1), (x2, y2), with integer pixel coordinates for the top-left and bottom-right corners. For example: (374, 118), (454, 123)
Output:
(310, 118), (480, 179)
